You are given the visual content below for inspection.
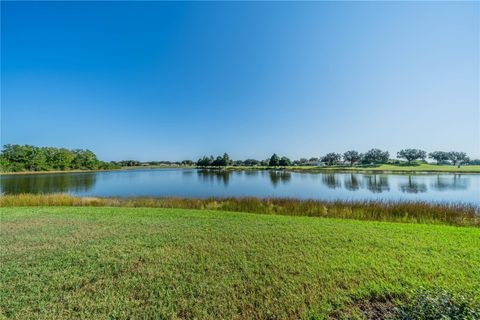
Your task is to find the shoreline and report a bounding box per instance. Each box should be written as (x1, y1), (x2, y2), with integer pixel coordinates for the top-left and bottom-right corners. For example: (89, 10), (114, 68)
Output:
(2, 164), (480, 176)
(0, 166), (195, 176)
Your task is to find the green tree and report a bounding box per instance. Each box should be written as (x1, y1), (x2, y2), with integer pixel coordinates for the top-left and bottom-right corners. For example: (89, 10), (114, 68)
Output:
(221, 153), (231, 166)
(428, 151), (449, 164)
(269, 154), (280, 166)
(244, 159), (260, 166)
(397, 149), (427, 164)
(448, 151), (469, 167)
(1, 144), (108, 172)
(362, 149), (390, 164)
(1, 144), (29, 171)
(196, 156), (213, 167)
(72, 149), (100, 169)
(322, 153), (341, 166)
(279, 156), (291, 166)
(181, 160), (194, 166)
(343, 150), (362, 166)
(53, 148), (75, 170)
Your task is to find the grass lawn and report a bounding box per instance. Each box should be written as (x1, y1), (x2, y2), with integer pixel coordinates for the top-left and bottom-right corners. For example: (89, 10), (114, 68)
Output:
(1, 207), (479, 319)
(289, 163), (480, 173)
(3, 163), (479, 176)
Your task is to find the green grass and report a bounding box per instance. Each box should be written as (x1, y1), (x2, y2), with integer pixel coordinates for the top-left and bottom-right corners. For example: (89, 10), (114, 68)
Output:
(1, 206), (479, 319)
(197, 163), (480, 173)
(287, 163), (480, 173)
(3, 163), (478, 176)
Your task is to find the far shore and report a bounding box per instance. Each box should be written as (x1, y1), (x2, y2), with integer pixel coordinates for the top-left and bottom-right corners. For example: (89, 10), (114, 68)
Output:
(0, 165), (194, 176)
(2, 163), (480, 175)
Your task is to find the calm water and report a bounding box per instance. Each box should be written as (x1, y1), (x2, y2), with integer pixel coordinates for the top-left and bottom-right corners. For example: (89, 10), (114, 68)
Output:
(1, 169), (479, 204)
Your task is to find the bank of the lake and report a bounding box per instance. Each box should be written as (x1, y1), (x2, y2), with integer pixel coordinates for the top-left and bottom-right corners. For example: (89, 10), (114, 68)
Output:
(0, 165), (195, 176)
(1, 206), (479, 319)
(290, 163), (480, 174)
(1, 163), (479, 176)
(213, 163), (480, 174)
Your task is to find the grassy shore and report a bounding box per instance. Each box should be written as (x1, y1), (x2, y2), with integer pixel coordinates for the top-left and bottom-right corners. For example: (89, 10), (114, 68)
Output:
(2, 194), (479, 227)
(1, 163), (479, 175)
(293, 163), (480, 173)
(0, 165), (195, 176)
(219, 163), (480, 174)
(1, 206), (479, 319)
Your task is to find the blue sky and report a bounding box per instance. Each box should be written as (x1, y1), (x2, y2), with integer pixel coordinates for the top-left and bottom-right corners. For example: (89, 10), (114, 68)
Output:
(2, 2), (479, 161)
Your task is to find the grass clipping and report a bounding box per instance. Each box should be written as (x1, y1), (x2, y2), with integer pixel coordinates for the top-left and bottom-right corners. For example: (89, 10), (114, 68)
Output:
(1, 193), (478, 227)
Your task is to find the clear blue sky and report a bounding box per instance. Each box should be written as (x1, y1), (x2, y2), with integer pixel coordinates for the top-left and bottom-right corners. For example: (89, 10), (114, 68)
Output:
(2, 1), (479, 161)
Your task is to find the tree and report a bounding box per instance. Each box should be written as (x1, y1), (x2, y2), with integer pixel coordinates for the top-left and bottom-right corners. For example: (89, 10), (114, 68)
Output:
(322, 152), (341, 166)
(428, 151), (450, 164)
(343, 150), (362, 166)
(196, 156), (213, 167)
(211, 156), (223, 166)
(448, 151), (469, 167)
(118, 160), (141, 167)
(244, 159), (260, 166)
(181, 160), (194, 166)
(0, 144), (110, 172)
(279, 156), (291, 167)
(269, 154), (280, 166)
(362, 149), (390, 164)
(52, 148), (75, 170)
(221, 153), (231, 166)
(72, 149), (100, 169)
(297, 158), (308, 165)
(397, 149), (427, 164)
(1, 144), (30, 171)
(26, 146), (47, 171)
(232, 160), (244, 166)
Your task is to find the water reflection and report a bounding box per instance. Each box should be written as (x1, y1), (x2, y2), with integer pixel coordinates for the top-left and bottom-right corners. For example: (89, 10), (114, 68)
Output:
(197, 170), (230, 186)
(269, 171), (291, 187)
(431, 175), (469, 191)
(344, 174), (360, 191)
(0, 173), (96, 194)
(399, 176), (427, 194)
(364, 175), (390, 193)
(244, 170), (259, 177)
(322, 174), (341, 189)
(1, 169), (477, 204)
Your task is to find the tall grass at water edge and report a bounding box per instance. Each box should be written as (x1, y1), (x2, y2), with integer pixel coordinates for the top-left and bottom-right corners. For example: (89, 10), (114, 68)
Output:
(1, 193), (478, 227)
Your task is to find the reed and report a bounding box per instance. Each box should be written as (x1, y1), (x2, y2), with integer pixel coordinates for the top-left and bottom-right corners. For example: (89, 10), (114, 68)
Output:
(1, 193), (478, 227)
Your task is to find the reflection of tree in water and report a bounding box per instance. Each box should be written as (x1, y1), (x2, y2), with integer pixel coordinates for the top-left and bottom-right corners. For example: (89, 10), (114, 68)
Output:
(197, 170), (231, 187)
(269, 171), (291, 187)
(322, 174), (341, 189)
(431, 174), (469, 191)
(243, 170), (259, 177)
(344, 174), (360, 191)
(0, 173), (96, 195)
(364, 175), (390, 193)
(181, 170), (194, 176)
(399, 176), (427, 194)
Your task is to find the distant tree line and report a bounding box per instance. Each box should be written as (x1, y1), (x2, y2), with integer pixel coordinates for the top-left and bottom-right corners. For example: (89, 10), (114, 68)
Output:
(197, 153), (232, 167)
(1, 145), (476, 172)
(0, 144), (119, 172)
(196, 149), (475, 168)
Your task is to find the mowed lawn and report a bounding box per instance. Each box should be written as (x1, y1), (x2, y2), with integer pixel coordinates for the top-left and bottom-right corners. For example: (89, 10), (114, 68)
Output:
(1, 207), (479, 319)
(292, 163), (480, 173)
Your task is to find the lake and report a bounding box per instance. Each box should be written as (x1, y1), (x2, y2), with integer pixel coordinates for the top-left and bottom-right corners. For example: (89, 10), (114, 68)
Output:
(1, 168), (479, 204)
